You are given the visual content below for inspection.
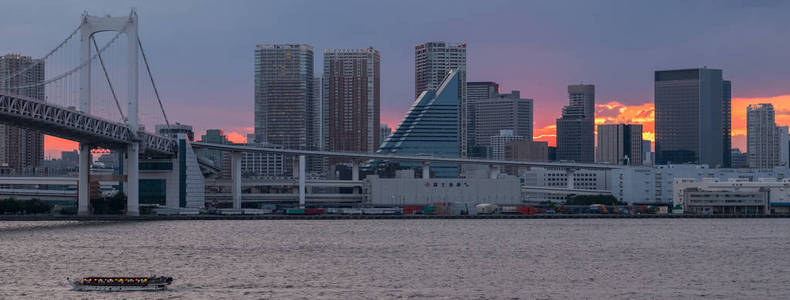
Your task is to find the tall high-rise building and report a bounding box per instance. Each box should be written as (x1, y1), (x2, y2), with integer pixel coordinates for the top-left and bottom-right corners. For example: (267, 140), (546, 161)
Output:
(472, 90), (533, 158)
(777, 126), (789, 168)
(642, 140), (653, 165)
(722, 80), (732, 167)
(730, 148), (748, 168)
(0, 54), (45, 173)
(254, 44), (318, 151)
(415, 42), (467, 157)
(489, 130), (527, 160)
(467, 81), (499, 156)
(379, 124), (391, 147)
(199, 129), (229, 169)
(467, 81), (499, 102)
(654, 68), (729, 167)
(747, 104), (777, 168)
(556, 84), (595, 163)
(379, 70), (461, 177)
(323, 48), (380, 153)
(596, 124), (643, 165)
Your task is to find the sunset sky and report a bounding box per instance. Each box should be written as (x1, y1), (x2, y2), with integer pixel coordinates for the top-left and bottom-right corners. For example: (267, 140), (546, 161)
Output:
(2, 1), (788, 158)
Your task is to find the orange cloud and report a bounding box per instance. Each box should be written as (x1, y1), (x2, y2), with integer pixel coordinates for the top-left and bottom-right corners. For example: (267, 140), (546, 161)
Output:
(533, 124), (557, 146)
(594, 101), (656, 143)
(731, 94), (790, 150)
(44, 136), (78, 159)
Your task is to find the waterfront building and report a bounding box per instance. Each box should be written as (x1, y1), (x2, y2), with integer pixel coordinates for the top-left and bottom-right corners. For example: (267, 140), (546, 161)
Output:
(378, 70), (461, 177)
(520, 164), (790, 205)
(747, 103), (778, 168)
(254, 44), (318, 151)
(673, 178), (790, 215)
(596, 124), (643, 165)
(473, 90), (533, 157)
(654, 68), (730, 167)
(489, 130), (527, 161)
(220, 141), (285, 178)
(0, 54), (45, 173)
(323, 48), (380, 154)
(415, 41), (467, 157)
(556, 84), (595, 163)
(155, 123), (194, 141)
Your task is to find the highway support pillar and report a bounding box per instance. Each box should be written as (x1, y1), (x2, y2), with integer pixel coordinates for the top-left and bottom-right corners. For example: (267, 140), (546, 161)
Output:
(422, 161), (430, 179)
(566, 168), (576, 190)
(231, 152), (242, 210)
(78, 143), (91, 215)
(352, 160), (360, 181)
(299, 155), (306, 209)
(488, 164), (499, 179)
(126, 143), (140, 216)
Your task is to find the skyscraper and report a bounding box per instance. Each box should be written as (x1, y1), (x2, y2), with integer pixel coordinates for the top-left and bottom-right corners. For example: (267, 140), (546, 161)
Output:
(415, 42), (467, 157)
(0, 54), (45, 173)
(777, 126), (789, 168)
(654, 68), (728, 167)
(596, 124), (643, 165)
(379, 70), (461, 177)
(379, 124), (391, 147)
(722, 80), (732, 167)
(323, 48), (380, 153)
(556, 84), (595, 163)
(254, 44), (317, 151)
(467, 81), (499, 156)
(489, 130), (527, 160)
(472, 90), (533, 158)
(747, 104), (777, 168)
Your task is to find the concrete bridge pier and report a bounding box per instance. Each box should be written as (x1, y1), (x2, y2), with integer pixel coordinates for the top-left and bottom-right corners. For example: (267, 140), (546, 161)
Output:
(231, 152), (242, 210)
(299, 155), (306, 208)
(126, 143), (140, 216)
(78, 143), (91, 215)
(566, 168), (577, 190)
(422, 161), (430, 179)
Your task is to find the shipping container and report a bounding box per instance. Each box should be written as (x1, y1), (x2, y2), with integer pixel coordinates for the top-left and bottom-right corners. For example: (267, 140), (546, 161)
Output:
(305, 208), (325, 215)
(403, 206), (423, 215)
(286, 208), (305, 215)
(422, 206), (437, 215)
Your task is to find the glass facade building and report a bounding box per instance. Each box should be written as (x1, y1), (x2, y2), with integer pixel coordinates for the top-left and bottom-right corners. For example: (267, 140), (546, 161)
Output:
(654, 68), (729, 167)
(379, 70), (461, 177)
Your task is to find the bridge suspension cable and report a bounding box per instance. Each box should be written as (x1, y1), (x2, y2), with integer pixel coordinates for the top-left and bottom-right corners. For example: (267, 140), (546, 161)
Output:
(0, 22), (82, 83)
(138, 37), (170, 126)
(4, 20), (130, 91)
(92, 36), (126, 122)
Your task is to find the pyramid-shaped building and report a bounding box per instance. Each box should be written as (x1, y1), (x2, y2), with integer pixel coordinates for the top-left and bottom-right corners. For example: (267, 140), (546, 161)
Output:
(378, 70), (460, 177)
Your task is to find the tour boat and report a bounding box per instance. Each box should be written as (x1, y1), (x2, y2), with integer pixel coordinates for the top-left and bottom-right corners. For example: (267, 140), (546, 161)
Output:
(68, 276), (173, 291)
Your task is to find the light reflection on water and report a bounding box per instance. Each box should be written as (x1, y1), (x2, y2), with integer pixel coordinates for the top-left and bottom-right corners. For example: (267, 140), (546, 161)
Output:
(1, 219), (789, 299)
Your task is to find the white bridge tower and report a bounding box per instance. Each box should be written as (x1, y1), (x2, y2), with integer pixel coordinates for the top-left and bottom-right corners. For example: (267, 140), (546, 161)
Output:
(78, 10), (140, 215)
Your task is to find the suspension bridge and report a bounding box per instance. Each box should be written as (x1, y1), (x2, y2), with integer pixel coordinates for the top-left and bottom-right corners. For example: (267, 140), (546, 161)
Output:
(0, 10), (185, 215)
(0, 10), (618, 216)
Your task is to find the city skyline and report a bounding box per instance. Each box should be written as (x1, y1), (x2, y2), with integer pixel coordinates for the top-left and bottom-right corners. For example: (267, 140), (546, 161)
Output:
(2, 1), (789, 158)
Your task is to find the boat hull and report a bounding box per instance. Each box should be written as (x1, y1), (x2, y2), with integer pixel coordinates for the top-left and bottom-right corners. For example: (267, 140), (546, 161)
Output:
(69, 280), (168, 292)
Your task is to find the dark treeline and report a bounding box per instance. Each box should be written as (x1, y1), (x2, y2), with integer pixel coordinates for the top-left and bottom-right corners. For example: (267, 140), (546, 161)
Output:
(0, 198), (52, 214)
(566, 195), (626, 206)
(90, 193), (127, 214)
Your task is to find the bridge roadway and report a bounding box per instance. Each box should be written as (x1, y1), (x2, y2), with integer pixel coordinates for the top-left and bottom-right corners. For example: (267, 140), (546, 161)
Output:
(0, 93), (176, 154)
(191, 142), (618, 170)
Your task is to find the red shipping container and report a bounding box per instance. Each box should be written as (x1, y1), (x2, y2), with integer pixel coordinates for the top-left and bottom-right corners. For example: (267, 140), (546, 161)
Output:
(403, 206), (423, 215)
(305, 208), (325, 215)
(516, 206), (536, 215)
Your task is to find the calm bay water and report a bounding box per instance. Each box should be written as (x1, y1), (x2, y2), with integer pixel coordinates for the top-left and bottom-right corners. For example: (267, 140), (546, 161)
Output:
(1, 219), (790, 299)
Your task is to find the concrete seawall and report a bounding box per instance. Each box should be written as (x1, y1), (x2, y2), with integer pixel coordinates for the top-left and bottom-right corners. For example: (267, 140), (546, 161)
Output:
(1, 214), (789, 221)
